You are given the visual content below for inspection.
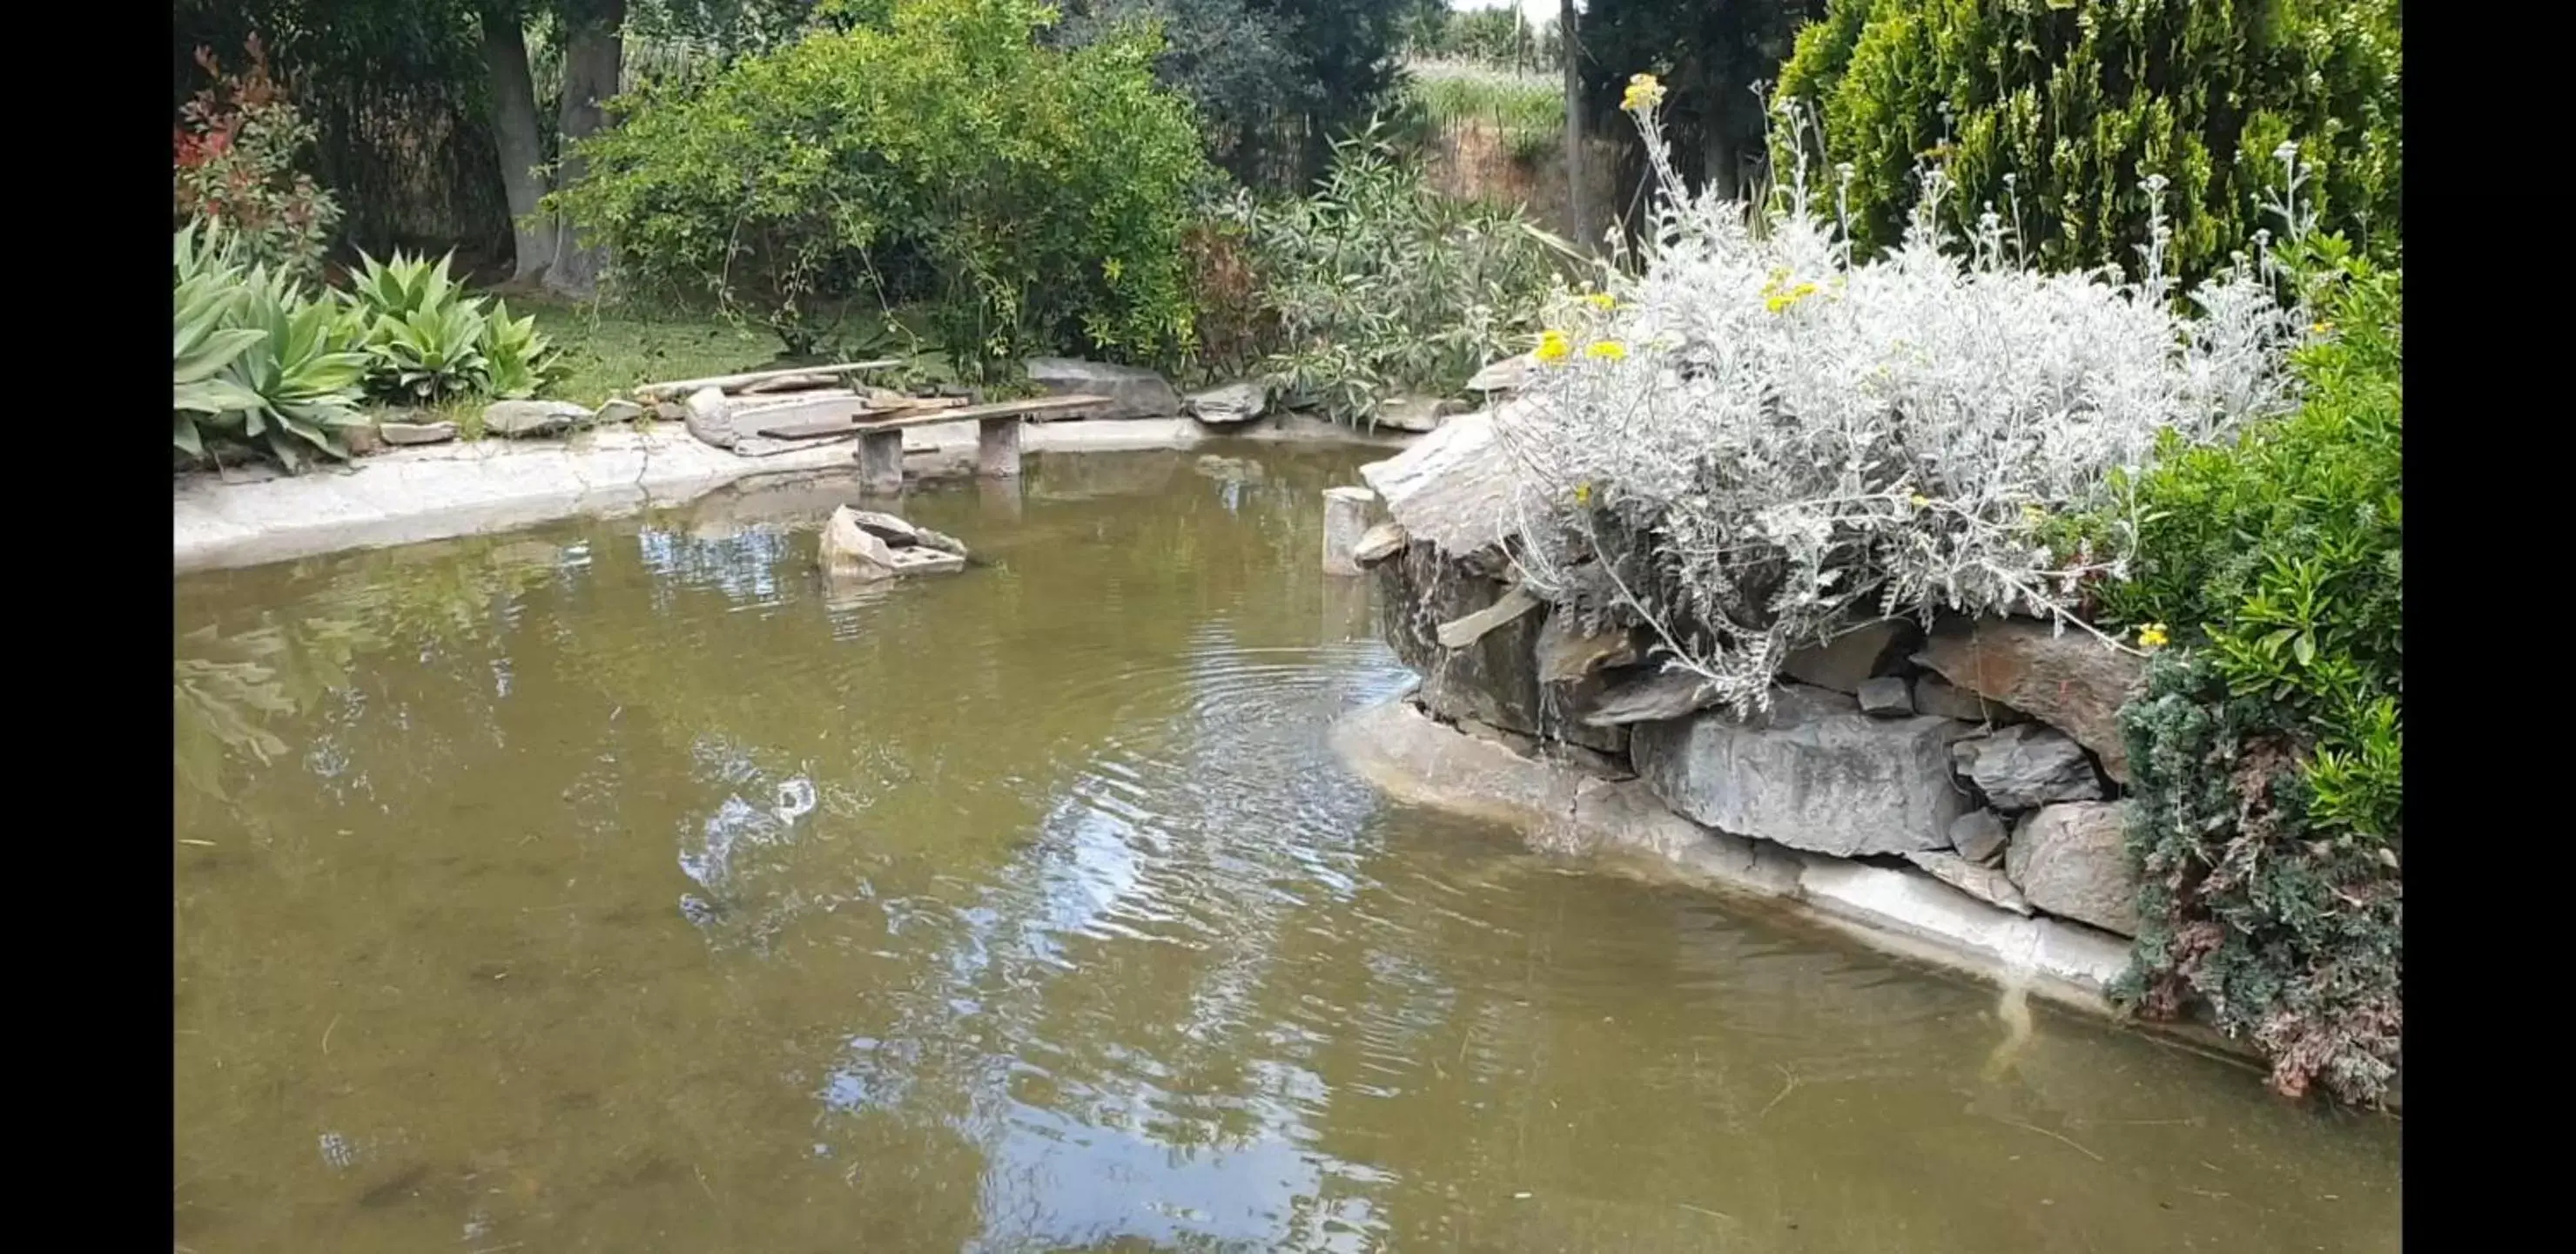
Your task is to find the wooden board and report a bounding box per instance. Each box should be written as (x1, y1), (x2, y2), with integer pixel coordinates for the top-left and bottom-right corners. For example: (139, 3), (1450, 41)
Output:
(636, 360), (900, 400)
(754, 394), (1113, 441)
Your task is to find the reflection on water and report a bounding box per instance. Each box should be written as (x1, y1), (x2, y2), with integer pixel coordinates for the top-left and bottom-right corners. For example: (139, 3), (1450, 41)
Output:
(174, 447), (2399, 1252)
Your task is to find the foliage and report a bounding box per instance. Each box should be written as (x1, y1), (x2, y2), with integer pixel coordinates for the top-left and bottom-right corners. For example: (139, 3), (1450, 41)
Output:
(1179, 217), (1275, 383)
(1489, 87), (2297, 718)
(172, 222), (372, 472)
(1773, 0), (2402, 284)
(1398, 59), (1565, 164)
(482, 301), (574, 399)
(1233, 125), (1565, 421)
(1580, 0), (1824, 201)
(548, 0), (1211, 378)
(341, 250), (568, 403)
(172, 37), (344, 282)
(2100, 242), (2401, 1104)
(1405, 4), (1557, 69)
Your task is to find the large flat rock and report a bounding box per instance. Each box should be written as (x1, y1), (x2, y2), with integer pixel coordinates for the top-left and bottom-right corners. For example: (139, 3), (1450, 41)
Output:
(1024, 357), (1180, 420)
(1631, 684), (1973, 857)
(2007, 801), (2141, 937)
(1358, 403), (1523, 557)
(1373, 541), (1544, 737)
(1915, 617), (2145, 783)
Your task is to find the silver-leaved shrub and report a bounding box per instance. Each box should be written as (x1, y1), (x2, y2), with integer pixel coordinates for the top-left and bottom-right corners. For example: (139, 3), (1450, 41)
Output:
(1495, 91), (2303, 715)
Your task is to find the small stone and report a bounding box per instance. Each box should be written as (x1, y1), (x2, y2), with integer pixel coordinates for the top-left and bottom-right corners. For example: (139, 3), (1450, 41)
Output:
(1193, 454), (1266, 482)
(1913, 672), (2025, 725)
(1580, 666), (1718, 726)
(1535, 610), (1640, 685)
(1949, 809), (2008, 866)
(1906, 850), (2034, 915)
(1352, 522), (1408, 567)
(481, 399), (589, 439)
(912, 527), (969, 558)
(1183, 381), (1267, 427)
(377, 420), (458, 446)
(2008, 802), (2140, 937)
(1952, 723), (2103, 811)
(1857, 676), (1914, 718)
(343, 423), (384, 455)
(655, 400), (689, 422)
(683, 386), (736, 448)
(1466, 355), (1529, 394)
(1782, 620), (1916, 693)
(593, 398), (645, 425)
(1373, 395), (1448, 433)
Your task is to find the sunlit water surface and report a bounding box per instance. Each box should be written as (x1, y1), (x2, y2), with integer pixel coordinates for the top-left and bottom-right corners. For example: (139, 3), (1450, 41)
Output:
(174, 446), (2398, 1252)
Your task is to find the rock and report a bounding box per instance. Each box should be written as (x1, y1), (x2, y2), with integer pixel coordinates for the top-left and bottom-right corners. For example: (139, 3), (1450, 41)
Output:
(1373, 394), (1449, 433)
(2007, 802), (2140, 937)
(1580, 665), (1718, 726)
(343, 423), (384, 455)
(1857, 676), (1914, 718)
(683, 386), (737, 448)
(654, 399), (689, 423)
(1466, 354), (1530, 394)
(1352, 522), (1408, 568)
(1915, 617), (2145, 783)
(1434, 585), (1539, 649)
(843, 509), (969, 559)
(1782, 620), (1917, 693)
(1951, 723), (2104, 811)
(1905, 850), (2034, 915)
(1630, 684), (1973, 857)
(1913, 672), (2026, 725)
(819, 505), (899, 583)
(1358, 402), (1526, 558)
(1023, 357), (1180, 420)
(1375, 537), (1546, 738)
(593, 398), (645, 425)
(1948, 809), (2009, 866)
(481, 398), (589, 439)
(1183, 381), (1267, 427)
(1535, 611), (1641, 685)
(1322, 485), (1376, 576)
(377, 419), (457, 446)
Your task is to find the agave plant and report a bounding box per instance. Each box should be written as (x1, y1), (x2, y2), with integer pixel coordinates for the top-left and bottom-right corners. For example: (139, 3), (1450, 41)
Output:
(205, 267), (373, 470)
(373, 301), (492, 403)
(174, 280), (267, 457)
(480, 300), (568, 400)
(344, 248), (495, 402)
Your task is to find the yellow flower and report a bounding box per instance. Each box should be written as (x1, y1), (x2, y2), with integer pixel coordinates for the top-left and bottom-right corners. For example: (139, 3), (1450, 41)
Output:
(1765, 280), (1822, 314)
(1573, 481), (1593, 507)
(1534, 329), (1570, 364)
(1585, 340), (1628, 361)
(1908, 494), (1930, 509)
(1585, 292), (1617, 312)
(1621, 73), (1666, 112)
(2137, 623), (2170, 651)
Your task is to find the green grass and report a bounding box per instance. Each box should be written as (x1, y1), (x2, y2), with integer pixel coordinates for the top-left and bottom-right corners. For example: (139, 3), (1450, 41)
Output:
(514, 295), (787, 408)
(1403, 58), (1564, 162)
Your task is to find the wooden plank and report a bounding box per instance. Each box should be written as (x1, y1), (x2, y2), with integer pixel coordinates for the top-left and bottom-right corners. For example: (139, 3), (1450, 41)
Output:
(756, 394), (1112, 441)
(635, 360), (900, 401)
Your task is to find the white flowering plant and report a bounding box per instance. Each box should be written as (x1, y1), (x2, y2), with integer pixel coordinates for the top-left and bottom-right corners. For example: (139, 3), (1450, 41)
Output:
(1493, 77), (2308, 716)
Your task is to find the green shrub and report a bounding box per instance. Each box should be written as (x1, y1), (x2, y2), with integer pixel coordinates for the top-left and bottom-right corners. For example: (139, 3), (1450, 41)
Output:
(1774, 0), (2402, 283)
(172, 37), (342, 284)
(2100, 246), (2401, 1103)
(172, 221), (371, 472)
(1234, 125), (1566, 421)
(547, 0), (1210, 379)
(340, 250), (566, 404)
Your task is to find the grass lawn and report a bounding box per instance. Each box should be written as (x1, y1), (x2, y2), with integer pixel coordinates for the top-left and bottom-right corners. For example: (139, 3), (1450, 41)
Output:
(512, 295), (788, 408)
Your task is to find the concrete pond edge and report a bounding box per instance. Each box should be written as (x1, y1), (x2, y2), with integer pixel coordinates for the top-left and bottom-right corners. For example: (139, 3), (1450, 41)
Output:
(173, 414), (1407, 575)
(1328, 695), (2375, 1099)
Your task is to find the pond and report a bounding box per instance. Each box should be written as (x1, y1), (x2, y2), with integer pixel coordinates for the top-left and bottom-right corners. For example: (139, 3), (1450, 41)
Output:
(174, 447), (2399, 1252)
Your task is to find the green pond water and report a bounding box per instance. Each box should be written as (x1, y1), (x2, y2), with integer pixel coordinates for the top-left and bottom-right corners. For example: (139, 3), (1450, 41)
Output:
(173, 447), (2399, 1252)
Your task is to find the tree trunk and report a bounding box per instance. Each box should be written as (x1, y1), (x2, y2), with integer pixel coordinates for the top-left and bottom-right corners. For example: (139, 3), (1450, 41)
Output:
(1702, 0), (1745, 202)
(544, 0), (626, 298)
(480, 10), (555, 286)
(1561, 0), (1586, 251)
